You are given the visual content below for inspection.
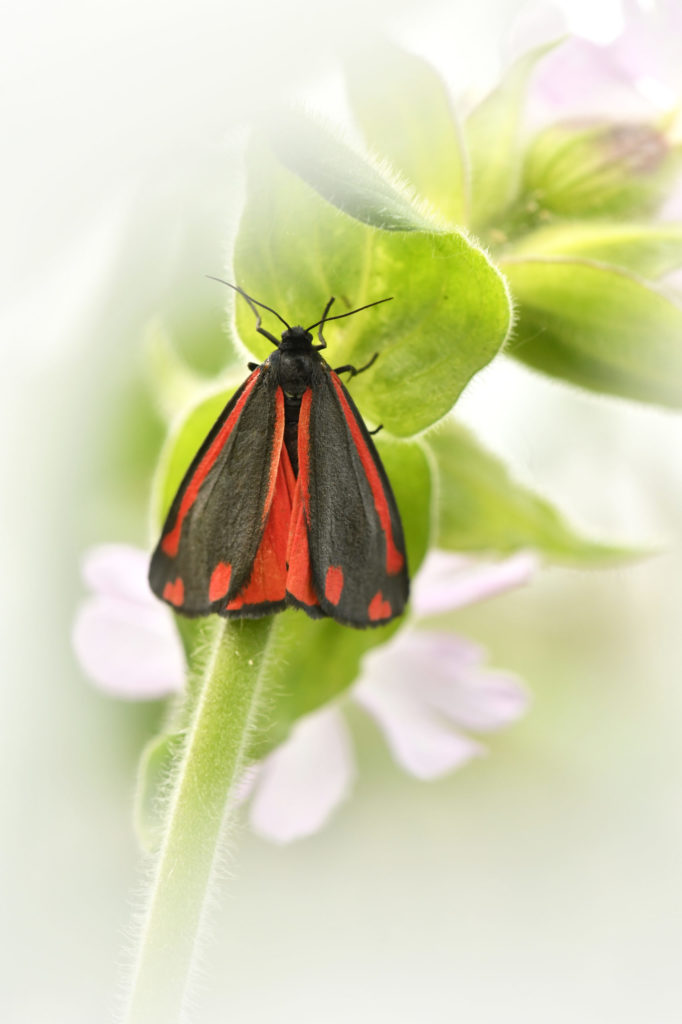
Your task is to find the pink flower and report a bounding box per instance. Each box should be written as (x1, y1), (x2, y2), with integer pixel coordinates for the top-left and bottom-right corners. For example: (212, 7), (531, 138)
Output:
(528, 0), (682, 122)
(246, 550), (535, 842)
(72, 545), (185, 699)
(513, 4), (682, 228)
(73, 544), (535, 842)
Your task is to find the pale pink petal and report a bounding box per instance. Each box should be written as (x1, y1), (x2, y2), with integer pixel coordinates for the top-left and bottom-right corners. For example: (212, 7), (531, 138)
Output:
(615, 0), (682, 95)
(405, 652), (529, 733)
(411, 549), (538, 617)
(353, 627), (528, 776)
(359, 628), (528, 730)
(422, 667), (529, 731)
(72, 594), (184, 699)
(81, 544), (154, 606)
(358, 627), (483, 692)
(354, 669), (484, 779)
(528, 3), (682, 124)
(530, 37), (651, 121)
(249, 706), (354, 843)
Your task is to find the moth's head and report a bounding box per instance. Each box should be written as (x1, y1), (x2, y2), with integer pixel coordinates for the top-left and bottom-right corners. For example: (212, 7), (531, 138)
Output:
(280, 325), (314, 349)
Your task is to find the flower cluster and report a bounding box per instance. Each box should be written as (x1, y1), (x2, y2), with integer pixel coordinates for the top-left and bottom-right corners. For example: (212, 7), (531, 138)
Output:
(73, 545), (535, 842)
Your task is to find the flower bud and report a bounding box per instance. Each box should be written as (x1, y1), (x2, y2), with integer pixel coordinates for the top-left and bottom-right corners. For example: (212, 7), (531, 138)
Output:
(522, 120), (680, 219)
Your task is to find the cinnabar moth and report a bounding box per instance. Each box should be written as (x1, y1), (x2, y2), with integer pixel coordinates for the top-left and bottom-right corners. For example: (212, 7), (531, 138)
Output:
(149, 282), (409, 628)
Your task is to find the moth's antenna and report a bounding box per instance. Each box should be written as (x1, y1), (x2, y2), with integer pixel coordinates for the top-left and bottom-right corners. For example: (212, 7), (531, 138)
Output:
(306, 296), (393, 332)
(206, 276), (291, 331)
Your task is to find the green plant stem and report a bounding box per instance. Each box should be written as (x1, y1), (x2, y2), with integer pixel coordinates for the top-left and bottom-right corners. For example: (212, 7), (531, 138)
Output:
(122, 617), (274, 1024)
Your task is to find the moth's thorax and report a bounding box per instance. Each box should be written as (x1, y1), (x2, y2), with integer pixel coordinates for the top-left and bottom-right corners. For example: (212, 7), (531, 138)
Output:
(270, 327), (324, 399)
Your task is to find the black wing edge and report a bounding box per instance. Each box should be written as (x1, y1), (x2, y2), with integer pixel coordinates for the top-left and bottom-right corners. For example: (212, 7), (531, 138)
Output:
(148, 367), (281, 616)
(305, 368), (410, 628)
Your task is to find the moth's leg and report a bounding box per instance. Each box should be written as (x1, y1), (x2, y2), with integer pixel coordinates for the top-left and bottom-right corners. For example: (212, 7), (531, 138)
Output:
(333, 352), (379, 379)
(315, 297), (335, 351)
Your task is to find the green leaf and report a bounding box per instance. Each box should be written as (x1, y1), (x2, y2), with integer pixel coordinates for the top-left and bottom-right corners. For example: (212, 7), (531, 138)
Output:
(502, 256), (682, 407)
(250, 438), (432, 758)
(504, 221), (682, 278)
(427, 419), (636, 565)
(234, 131), (511, 436)
(345, 41), (469, 225)
(265, 109), (438, 231)
(465, 40), (560, 232)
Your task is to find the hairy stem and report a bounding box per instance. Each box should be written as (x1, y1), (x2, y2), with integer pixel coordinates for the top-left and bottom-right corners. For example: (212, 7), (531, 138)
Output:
(122, 617), (273, 1024)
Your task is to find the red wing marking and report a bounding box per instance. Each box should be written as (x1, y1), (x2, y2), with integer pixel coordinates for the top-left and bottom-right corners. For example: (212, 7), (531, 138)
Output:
(329, 375), (404, 575)
(324, 566), (344, 605)
(226, 440), (294, 610)
(260, 388), (286, 525)
(163, 578), (185, 606)
(209, 562), (232, 602)
(286, 491), (318, 607)
(161, 371), (261, 557)
(368, 591), (392, 622)
(285, 390), (319, 608)
(296, 389), (312, 519)
(278, 408), (297, 504)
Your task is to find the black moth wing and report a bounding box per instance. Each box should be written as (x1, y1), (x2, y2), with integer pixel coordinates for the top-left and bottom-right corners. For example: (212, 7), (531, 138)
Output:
(149, 364), (282, 615)
(305, 364), (409, 627)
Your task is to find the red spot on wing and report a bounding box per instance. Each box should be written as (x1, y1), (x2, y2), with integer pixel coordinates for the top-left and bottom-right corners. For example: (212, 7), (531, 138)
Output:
(368, 591), (392, 622)
(324, 566), (344, 605)
(226, 437), (295, 610)
(329, 375), (404, 575)
(209, 562), (232, 602)
(161, 371), (261, 558)
(163, 578), (185, 606)
(286, 390), (320, 609)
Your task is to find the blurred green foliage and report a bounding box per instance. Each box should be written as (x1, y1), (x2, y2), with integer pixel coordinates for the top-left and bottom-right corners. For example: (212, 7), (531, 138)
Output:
(343, 39), (682, 406)
(427, 421), (637, 565)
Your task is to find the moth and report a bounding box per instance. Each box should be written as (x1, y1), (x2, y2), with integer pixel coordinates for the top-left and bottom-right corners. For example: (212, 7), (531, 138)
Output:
(149, 282), (408, 628)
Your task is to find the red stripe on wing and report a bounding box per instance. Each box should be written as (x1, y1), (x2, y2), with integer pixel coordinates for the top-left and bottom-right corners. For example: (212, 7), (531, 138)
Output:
(226, 393), (294, 610)
(329, 374), (404, 575)
(285, 389), (320, 609)
(259, 387), (286, 526)
(161, 370), (261, 558)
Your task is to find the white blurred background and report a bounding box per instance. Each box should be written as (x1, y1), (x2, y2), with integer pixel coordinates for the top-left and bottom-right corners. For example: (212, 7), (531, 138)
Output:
(2, 0), (682, 1021)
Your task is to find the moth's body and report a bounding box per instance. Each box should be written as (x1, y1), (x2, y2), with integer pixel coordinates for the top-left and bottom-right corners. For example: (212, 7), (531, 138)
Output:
(149, 289), (409, 629)
(268, 327), (325, 475)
